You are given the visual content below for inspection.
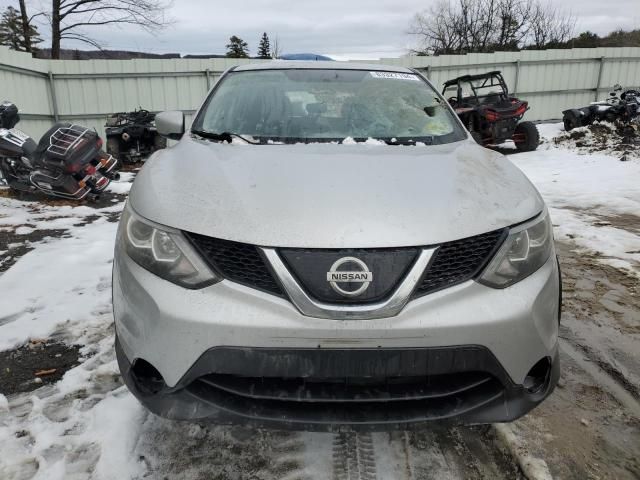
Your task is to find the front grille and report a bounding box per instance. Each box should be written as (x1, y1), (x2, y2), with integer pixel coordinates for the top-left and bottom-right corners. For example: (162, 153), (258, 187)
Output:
(414, 229), (506, 297)
(184, 228), (505, 302)
(185, 233), (283, 296)
(279, 247), (419, 304)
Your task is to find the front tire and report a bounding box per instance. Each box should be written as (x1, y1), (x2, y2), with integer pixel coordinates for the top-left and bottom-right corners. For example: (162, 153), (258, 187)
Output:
(514, 121), (539, 152)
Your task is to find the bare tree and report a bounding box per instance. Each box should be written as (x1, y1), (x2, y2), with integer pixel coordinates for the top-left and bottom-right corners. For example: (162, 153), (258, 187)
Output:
(409, 1), (460, 55)
(270, 34), (282, 59)
(528, 1), (575, 48)
(43, 0), (172, 59)
(410, 0), (499, 54)
(409, 0), (574, 55)
(494, 0), (535, 50)
(17, 0), (35, 52)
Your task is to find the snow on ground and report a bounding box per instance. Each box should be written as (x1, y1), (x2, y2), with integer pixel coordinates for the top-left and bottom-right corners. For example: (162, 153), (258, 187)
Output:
(0, 175), (147, 480)
(0, 171), (135, 351)
(0, 133), (638, 479)
(0, 215), (117, 351)
(511, 123), (640, 276)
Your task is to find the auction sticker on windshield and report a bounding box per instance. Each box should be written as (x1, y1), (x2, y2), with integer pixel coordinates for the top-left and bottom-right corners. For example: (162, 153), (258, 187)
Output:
(370, 71), (420, 81)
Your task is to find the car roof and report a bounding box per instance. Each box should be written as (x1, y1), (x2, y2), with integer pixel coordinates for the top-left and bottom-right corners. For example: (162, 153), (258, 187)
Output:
(233, 61), (415, 74)
(279, 53), (334, 61)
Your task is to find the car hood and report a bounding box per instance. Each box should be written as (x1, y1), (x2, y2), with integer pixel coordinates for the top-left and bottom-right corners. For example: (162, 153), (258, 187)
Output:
(129, 136), (544, 248)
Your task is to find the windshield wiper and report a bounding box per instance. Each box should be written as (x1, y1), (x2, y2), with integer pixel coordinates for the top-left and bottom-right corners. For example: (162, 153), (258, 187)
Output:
(384, 138), (415, 145)
(383, 137), (433, 146)
(191, 129), (261, 144)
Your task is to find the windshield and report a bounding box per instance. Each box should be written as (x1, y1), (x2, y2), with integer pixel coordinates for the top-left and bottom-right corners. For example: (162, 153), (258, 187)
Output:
(192, 69), (466, 144)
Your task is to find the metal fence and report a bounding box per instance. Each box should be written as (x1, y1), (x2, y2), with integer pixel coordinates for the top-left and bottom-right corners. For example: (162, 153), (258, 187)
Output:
(383, 47), (640, 122)
(2, 45), (640, 139)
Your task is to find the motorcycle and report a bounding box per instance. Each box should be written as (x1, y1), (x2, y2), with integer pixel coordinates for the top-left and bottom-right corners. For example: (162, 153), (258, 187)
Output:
(562, 84), (640, 131)
(0, 101), (120, 201)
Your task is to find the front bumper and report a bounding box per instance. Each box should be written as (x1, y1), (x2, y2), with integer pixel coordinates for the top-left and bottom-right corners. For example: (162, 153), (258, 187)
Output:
(116, 338), (559, 431)
(113, 251), (560, 430)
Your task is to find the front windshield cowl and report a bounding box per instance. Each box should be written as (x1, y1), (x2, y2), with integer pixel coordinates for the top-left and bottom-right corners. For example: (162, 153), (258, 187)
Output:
(191, 68), (466, 146)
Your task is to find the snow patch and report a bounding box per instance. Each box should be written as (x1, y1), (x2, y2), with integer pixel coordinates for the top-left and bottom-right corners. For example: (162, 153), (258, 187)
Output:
(106, 173), (135, 195)
(14, 226), (35, 235)
(494, 423), (553, 480)
(512, 123), (640, 275)
(0, 217), (118, 351)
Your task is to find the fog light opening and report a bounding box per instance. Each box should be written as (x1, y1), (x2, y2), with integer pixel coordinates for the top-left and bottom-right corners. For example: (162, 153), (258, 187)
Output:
(523, 357), (552, 394)
(131, 358), (166, 394)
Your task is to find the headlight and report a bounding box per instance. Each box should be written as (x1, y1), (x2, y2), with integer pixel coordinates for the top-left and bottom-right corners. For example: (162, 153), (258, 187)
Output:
(117, 205), (219, 289)
(479, 211), (553, 288)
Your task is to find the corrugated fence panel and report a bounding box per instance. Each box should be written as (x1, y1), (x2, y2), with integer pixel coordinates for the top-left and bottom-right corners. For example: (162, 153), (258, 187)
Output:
(0, 48), (52, 131)
(2, 46), (639, 139)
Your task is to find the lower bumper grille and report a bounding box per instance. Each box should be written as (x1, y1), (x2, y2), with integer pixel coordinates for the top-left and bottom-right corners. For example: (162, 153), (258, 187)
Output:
(195, 371), (494, 402)
(186, 372), (505, 425)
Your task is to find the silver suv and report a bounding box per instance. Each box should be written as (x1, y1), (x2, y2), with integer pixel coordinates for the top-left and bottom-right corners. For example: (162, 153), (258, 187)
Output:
(113, 62), (561, 430)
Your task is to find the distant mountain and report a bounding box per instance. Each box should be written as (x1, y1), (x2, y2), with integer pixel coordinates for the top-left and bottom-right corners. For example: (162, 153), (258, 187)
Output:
(31, 49), (335, 61)
(182, 54), (228, 59)
(34, 49), (181, 60)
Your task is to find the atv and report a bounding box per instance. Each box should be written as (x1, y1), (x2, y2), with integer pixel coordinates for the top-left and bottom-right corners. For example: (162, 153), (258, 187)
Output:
(442, 71), (539, 152)
(105, 108), (166, 164)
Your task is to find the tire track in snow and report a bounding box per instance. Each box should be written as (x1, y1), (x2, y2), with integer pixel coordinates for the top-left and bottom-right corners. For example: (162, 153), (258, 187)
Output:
(329, 427), (523, 480)
(332, 432), (377, 480)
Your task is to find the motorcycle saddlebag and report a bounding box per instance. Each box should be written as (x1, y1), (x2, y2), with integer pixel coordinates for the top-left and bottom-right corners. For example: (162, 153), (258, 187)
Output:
(45, 125), (100, 167)
(30, 170), (91, 200)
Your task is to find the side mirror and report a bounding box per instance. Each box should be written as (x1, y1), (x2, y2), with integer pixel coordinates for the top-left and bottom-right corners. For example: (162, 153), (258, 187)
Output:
(155, 111), (185, 140)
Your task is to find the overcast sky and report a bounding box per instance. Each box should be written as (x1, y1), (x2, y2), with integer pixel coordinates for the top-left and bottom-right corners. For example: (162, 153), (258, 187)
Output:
(2, 0), (639, 59)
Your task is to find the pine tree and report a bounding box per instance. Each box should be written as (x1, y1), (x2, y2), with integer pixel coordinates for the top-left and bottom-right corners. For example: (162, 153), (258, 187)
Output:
(0, 6), (42, 52)
(257, 32), (271, 59)
(225, 35), (249, 58)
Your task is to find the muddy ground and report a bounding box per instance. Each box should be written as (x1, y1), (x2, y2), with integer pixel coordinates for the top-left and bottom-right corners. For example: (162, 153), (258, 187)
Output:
(552, 122), (640, 161)
(0, 191), (638, 479)
(512, 239), (640, 480)
(0, 341), (81, 395)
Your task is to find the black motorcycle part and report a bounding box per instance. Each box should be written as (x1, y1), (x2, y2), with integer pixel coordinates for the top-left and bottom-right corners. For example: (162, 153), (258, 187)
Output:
(0, 102), (20, 129)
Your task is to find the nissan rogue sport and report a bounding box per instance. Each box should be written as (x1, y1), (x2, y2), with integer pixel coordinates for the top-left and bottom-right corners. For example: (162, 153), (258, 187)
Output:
(113, 62), (561, 430)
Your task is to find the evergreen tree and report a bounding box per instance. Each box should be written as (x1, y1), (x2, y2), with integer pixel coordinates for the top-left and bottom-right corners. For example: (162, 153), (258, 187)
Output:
(257, 32), (271, 59)
(0, 6), (42, 52)
(226, 35), (249, 58)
